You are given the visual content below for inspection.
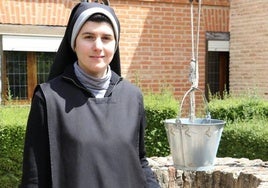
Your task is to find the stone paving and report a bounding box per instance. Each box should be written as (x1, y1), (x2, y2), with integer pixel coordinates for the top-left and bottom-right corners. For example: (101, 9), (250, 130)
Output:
(148, 156), (268, 188)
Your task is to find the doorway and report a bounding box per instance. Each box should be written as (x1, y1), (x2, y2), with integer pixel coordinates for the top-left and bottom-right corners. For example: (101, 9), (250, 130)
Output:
(206, 32), (230, 99)
(207, 51), (229, 97)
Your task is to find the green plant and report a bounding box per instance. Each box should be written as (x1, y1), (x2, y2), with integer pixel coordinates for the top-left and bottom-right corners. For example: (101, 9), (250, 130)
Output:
(6, 79), (13, 101)
(1, 95), (268, 187)
(217, 117), (268, 161)
(208, 96), (268, 122)
(208, 95), (268, 161)
(0, 125), (25, 187)
(144, 92), (178, 157)
(0, 106), (29, 188)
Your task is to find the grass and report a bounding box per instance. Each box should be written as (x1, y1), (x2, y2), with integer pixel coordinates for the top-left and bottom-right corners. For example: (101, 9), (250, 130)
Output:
(0, 106), (30, 127)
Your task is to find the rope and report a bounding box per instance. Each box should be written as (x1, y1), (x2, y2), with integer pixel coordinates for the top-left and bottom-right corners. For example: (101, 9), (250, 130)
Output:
(189, 0), (202, 88)
(196, 0), (202, 62)
(188, 0), (202, 121)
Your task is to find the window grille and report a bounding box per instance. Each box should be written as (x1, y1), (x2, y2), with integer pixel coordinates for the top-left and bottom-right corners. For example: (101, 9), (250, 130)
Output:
(207, 52), (219, 94)
(5, 51), (28, 100)
(37, 52), (55, 84)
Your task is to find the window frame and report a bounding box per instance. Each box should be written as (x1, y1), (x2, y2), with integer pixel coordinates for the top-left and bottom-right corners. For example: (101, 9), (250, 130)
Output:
(2, 51), (54, 104)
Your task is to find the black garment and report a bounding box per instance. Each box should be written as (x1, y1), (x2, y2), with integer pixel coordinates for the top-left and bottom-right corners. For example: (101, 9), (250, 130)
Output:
(20, 65), (160, 188)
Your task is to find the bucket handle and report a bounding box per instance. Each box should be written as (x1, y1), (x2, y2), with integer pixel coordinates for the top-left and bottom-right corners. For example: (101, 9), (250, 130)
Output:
(176, 87), (210, 123)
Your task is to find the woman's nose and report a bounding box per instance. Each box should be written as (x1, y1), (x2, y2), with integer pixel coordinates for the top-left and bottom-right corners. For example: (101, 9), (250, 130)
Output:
(93, 38), (103, 50)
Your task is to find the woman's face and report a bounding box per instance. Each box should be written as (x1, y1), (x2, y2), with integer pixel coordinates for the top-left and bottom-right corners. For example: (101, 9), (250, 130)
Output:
(74, 21), (116, 78)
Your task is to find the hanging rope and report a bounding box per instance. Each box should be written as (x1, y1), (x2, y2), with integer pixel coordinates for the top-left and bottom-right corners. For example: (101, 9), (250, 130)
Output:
(189, 0), (202, 88)
(189, 0), (202, 121)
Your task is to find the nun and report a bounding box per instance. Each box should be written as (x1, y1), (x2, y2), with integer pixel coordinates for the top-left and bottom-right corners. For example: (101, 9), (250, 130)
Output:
(20, 2), (160, 188)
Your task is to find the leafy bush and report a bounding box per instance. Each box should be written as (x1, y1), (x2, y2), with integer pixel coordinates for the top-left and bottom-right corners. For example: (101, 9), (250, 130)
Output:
(144, 92), (178, 157)
(0, 106), (29, 188)
(0, 126), (25, 187)
(1, 94), (268, 187)
(217, 118), (268, 161)
(208, 96), (268, 122)
(208, 96), (268, 161)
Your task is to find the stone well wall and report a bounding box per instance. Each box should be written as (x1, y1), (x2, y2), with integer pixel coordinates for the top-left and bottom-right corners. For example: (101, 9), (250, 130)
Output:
(148, 156), (268, 188)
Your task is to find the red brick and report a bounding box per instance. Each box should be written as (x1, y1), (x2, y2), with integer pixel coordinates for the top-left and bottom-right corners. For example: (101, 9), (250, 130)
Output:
(1, 0), (231, 101)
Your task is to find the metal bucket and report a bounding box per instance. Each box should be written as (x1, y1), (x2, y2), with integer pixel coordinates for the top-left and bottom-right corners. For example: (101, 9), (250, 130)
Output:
(164, 88), (225, 171)
(164, 118), (225, 171)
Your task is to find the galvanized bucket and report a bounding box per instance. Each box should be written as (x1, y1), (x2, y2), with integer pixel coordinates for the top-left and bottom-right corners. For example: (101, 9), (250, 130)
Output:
(164, 88), (225, 171)
(164, 118), (225, 171)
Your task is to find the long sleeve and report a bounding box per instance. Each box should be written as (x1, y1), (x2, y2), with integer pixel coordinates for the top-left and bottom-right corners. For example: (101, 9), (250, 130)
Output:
(20, 88), (51, 188)
(139, 96), (160, 188)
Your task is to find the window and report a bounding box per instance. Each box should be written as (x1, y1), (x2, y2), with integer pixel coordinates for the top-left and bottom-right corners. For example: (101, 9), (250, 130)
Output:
(207, 51), (229, 97)
(37, 52), (55, 84)
(3, 51), (55, 102)
(207, 52), (220, 94)
(5, 51), (28, 100)
(206, 32), (230, 98)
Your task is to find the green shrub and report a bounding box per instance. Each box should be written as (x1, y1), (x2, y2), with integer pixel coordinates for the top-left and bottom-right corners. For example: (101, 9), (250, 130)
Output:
(0, 126), (25, 188)
(217, 118), (268, 161)
(0, 106), (29, 188)
(208, 96), (268, 122)
(208, 96), (268, 161)
(144, 92), (178, 157)
(1, 95), (268, 187)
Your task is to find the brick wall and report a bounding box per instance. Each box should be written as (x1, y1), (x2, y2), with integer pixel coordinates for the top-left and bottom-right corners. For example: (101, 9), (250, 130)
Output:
(0, 0), (79, 26)
(0, 0), (230, 100)
(113, 0), (229, 99)
(115, 0), (197, 97)
(229, 0), (268, 98)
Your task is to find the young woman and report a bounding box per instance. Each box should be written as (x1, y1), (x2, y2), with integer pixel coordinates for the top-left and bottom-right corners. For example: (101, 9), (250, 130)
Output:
(20, 2), (160, 188)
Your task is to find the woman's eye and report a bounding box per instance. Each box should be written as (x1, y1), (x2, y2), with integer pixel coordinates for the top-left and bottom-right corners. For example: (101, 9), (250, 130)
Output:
(102, 37), (111, 41)
(82, 34), (114, 42)
(102, 35), (114, 42)
(84, 35), (95, 40)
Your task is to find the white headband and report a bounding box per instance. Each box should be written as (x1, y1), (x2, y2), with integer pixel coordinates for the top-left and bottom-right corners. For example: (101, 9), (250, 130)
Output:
(71, 7), (119, 50)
